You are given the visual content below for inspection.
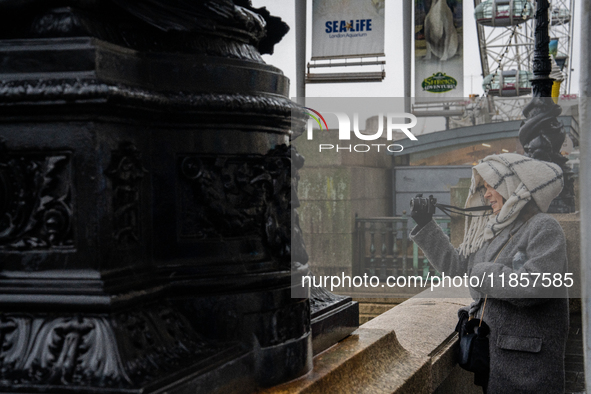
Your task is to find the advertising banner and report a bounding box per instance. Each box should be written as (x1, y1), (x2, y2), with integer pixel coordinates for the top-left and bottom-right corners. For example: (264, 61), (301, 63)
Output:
(415, 0), (464, 99)
(311, 0), (385, 59)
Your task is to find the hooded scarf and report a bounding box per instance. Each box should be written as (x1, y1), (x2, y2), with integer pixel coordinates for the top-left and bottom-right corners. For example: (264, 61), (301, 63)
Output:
(458, 153), (564, 257)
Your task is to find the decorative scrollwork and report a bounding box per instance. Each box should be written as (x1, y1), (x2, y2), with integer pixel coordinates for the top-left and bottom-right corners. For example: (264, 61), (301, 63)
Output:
(0, 141), (74, 251)
(0, 304), (221, 390)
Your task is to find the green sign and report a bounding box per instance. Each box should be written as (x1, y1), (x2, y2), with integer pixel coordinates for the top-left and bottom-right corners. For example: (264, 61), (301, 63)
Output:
(422, 72), (458, 93)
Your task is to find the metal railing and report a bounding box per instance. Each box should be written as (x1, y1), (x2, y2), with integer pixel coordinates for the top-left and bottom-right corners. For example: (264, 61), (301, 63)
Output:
(355, 214), (451, 281)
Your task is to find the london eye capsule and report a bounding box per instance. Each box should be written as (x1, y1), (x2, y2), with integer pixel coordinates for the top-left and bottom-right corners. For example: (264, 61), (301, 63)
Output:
(550, 8), (571, 25)
(475, 0), (533, 27)
(483, 70), (532, 97)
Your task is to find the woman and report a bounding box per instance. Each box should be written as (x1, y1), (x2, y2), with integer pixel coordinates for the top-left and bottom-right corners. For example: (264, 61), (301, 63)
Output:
(410, 153), (569, 394)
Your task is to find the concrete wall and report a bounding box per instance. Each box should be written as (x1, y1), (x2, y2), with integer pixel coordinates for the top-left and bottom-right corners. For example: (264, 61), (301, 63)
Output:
(294, 131), (392, 277)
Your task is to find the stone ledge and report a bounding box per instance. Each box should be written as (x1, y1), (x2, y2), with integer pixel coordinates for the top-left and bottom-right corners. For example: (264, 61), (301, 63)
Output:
(362, 289), (474, 391)
(264, 288), (479, 393)
(261, 328), (430, 393)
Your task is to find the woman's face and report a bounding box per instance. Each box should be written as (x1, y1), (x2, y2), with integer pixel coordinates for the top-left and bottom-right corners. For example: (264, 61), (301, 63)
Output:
(484, 181), (504, 214)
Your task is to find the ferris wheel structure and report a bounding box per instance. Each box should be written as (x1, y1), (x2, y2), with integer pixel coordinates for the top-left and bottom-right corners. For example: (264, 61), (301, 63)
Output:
(472, 0), (575, 122)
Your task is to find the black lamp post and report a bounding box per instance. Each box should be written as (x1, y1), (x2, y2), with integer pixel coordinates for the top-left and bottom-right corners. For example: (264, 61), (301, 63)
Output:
(518, 0), (575, 213)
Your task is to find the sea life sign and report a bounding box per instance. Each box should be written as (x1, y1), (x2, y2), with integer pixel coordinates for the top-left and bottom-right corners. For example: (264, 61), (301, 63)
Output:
(415, 0), (464, 99)
(311, 0), (385, 59)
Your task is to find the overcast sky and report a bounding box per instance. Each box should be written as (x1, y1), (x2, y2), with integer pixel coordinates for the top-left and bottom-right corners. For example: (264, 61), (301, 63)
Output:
(251, 0), (581, 99)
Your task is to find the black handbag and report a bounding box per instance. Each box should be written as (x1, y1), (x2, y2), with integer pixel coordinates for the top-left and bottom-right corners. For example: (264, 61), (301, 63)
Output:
(455, 233), (514, 389)
(456, 302), (490, 388)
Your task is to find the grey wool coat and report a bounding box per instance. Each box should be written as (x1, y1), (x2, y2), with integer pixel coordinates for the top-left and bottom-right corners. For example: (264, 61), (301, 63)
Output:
(411, 207), (569, 394)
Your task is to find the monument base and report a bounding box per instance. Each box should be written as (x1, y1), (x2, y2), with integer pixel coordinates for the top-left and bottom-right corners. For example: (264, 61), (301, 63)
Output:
(310, 287), (359, 355)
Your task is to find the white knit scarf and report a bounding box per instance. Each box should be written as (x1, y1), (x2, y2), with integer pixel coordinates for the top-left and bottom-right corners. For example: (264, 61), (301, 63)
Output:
(458, 153), (564, 257)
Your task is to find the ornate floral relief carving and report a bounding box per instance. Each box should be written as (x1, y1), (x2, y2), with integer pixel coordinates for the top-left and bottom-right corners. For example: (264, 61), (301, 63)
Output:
(178, 144), (293, 267)
(0, 305), (220, 389)
(0, 141), (74, 251)
(290, 145), (308, 268)
(106, 142), (148, 246)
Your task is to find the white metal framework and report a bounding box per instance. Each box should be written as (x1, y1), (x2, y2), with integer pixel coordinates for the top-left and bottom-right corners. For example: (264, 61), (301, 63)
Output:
(475, 0), (535, 88)
(467, 0), (575, 123)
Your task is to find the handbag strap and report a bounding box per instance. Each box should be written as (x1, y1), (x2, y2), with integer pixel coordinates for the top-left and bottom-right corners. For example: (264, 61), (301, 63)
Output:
(479, 233), (514, 327)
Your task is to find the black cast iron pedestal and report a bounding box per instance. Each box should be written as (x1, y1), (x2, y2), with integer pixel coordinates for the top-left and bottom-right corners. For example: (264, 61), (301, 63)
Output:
(0, 1), (319, 391)
(0, 34), (313, 393)
(0, 3), (359, 392)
